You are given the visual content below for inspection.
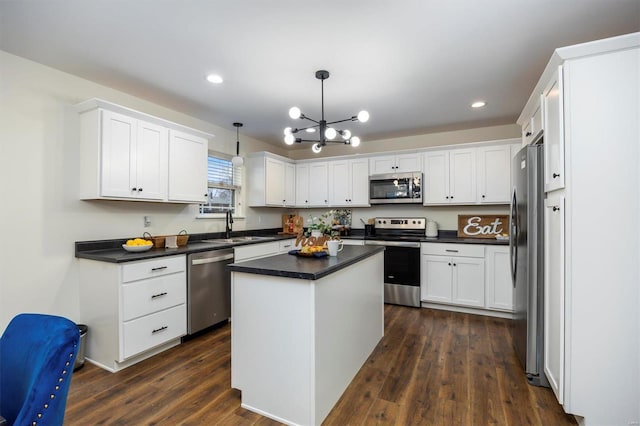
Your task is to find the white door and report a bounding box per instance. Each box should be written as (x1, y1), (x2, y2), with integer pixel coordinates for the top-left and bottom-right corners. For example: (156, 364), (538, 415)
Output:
(452, 256), (485, 307)
(369, 155), (396, 174)
(350, 158), (370, 206)
(421, 255), (452, 303)
(135, 120), (167, 200)
(423, 151), (449, 204)
(544, 192), (565, 403)
(284, 162), (296, 207)
(308, 162), (329, 206)
(295, 163), (310, 207)
(168, 130), (208, 203)
(328, 160), (351, 206)
(265, 157), (285, 206)
(485, 246), (513, 311)
(544, 66), (565, 193)
(449, 148), (476, 204)
(100, 110), (136, 198)
(395, 153), (422, 173)
(477, 145), (511, 204)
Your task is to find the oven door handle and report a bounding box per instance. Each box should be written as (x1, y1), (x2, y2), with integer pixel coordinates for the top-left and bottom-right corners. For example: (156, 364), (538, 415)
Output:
(364, 240), (421, 248)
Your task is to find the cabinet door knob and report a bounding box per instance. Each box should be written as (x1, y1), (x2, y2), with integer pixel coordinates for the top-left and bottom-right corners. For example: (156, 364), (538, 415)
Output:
(525, 131), (532, 137)
(552, 206), (560, 212)
(453, 263), (457, 267)
(448, 262), (451, 266)
(482, 195), (485, 198)
(132, 187), (137, 191)
(553, 173), (560, 178)
(445, 196), (449, 199)
(138, 188), (143, 192)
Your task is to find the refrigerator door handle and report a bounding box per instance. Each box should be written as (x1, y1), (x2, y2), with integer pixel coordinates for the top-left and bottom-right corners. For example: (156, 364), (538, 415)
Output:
(509, 188), (518, 287)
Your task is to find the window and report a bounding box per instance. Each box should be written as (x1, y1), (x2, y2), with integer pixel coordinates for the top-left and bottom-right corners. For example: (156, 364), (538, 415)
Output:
(199, 152), (241, 216)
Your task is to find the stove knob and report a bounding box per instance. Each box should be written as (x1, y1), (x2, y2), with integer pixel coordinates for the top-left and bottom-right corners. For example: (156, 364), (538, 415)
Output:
(412, 220), (416, 224)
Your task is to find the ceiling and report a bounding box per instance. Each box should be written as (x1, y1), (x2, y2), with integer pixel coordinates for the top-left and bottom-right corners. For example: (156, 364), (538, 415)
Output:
(1, 0), (638, 149)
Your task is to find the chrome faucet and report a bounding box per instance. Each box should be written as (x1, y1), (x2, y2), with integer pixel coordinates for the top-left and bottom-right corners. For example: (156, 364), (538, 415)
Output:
(225, 210), (233, 239)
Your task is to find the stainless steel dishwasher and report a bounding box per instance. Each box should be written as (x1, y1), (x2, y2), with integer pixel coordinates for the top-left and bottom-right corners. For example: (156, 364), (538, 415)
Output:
(187, 248), (234, 335)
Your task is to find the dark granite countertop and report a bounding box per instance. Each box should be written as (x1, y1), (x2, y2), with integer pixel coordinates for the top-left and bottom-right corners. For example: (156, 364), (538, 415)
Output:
(75, 229), (296, 263)
(75, 228), (506, 264)
(228, 245), (385, 280)
(342, 230), (508, 245)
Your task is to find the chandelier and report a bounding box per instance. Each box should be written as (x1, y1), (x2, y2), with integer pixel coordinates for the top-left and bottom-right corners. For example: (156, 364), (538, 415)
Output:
(283, 70), (369, 153)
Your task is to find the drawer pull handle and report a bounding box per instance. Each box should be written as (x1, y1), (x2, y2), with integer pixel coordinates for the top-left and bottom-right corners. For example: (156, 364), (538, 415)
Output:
(445, 249), (459, 253)
(151, 292), (167, 299)
(151, 266), (168, 271)
(152, 326), (168, 334)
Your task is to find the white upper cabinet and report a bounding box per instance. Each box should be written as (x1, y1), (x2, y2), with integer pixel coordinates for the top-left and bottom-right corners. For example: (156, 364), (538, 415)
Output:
(477, 144), (512, 204)
(328, 158), (370, 207)
(167, 129), (208, 203)
(543, 66), (565, 192)
(76, 99), (211, 204)
(295, 163), (311, 207)
(284, 162), (296, 208)
(307, 162), (329, 206)
(248, 153), (295, 207)
(369, 153), (421, 175)
(423, 148), (476, 204)
(90, 110), (168, 201)
(295, 161), (329, 207)
(521, 97), (543, 146)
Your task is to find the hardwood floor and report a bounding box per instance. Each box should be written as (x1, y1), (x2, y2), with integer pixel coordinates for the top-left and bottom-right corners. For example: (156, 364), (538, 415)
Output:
(65, 305), (576, 425)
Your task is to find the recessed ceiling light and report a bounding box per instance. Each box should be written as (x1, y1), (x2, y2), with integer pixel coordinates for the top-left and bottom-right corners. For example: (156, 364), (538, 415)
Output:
(471, 101), (486, 108)
(206, 74), (223, 84)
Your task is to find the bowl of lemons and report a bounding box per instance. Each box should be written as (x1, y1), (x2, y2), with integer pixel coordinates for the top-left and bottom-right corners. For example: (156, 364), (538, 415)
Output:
(123, 238), (154, 252)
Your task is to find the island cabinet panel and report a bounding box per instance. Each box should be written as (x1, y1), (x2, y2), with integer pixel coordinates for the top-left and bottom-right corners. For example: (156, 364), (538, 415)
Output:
(231, 251), (384, 425)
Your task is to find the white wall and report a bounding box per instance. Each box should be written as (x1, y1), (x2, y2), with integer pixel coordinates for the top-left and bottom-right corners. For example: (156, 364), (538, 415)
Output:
(0, 51), (285, 330)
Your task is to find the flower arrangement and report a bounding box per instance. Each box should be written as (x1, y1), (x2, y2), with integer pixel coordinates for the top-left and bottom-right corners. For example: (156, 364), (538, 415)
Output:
(306, 210), (338, 237)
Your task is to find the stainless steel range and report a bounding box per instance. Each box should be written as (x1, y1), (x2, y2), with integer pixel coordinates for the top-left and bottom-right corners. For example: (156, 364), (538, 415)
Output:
(364, 217), (425, 307)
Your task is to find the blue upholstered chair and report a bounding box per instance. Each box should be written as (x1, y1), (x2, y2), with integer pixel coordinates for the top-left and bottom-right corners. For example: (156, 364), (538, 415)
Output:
(0, 314), (80, 426)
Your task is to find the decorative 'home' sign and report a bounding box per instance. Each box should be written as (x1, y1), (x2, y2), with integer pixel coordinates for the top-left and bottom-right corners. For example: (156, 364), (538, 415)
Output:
(457, 215), (509, 239)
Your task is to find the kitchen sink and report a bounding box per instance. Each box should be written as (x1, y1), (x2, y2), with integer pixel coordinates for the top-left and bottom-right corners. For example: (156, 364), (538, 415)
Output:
(201, 236), (276, 244)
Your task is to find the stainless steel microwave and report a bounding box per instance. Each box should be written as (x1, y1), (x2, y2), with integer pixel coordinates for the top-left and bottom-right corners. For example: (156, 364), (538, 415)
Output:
(369, 172), (422, 204)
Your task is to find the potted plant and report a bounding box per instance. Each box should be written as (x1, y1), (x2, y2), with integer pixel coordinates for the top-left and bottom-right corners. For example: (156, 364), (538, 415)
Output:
(306, 210), (338, 238)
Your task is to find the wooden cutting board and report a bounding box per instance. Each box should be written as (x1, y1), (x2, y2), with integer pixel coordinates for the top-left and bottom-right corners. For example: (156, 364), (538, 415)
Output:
(457, 215), (509, 239)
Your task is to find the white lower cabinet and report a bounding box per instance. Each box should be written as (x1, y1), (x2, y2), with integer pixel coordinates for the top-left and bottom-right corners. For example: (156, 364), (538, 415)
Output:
(78, 255), (187, 372)
(420, 243), (485, 308)
(421, 243), (513, 314)
(234, 239), (296, 262)
(485, 246), (513, 311)
(544, 191), (565, 403)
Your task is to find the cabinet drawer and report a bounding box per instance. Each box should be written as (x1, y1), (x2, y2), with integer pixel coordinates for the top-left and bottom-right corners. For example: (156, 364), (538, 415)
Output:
(234, 241), (280, 261)
(122, 272), (186, 321)
(421, 243), (484, 258)
(122, 304), (186, 360)
(122, 255), (185, 283)
(278, 239), (296, 252)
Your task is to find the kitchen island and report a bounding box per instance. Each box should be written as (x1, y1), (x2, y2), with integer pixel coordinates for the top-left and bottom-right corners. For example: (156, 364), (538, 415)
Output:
(228, 245), (385, 426)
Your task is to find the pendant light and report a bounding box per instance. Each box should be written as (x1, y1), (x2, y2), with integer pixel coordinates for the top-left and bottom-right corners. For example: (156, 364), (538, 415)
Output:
(283, 70), (368, 153)
(232, 122), (244, 167)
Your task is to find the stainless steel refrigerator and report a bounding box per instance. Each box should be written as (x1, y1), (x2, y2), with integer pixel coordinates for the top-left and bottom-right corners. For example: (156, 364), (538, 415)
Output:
(510, 143), (549, 388)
